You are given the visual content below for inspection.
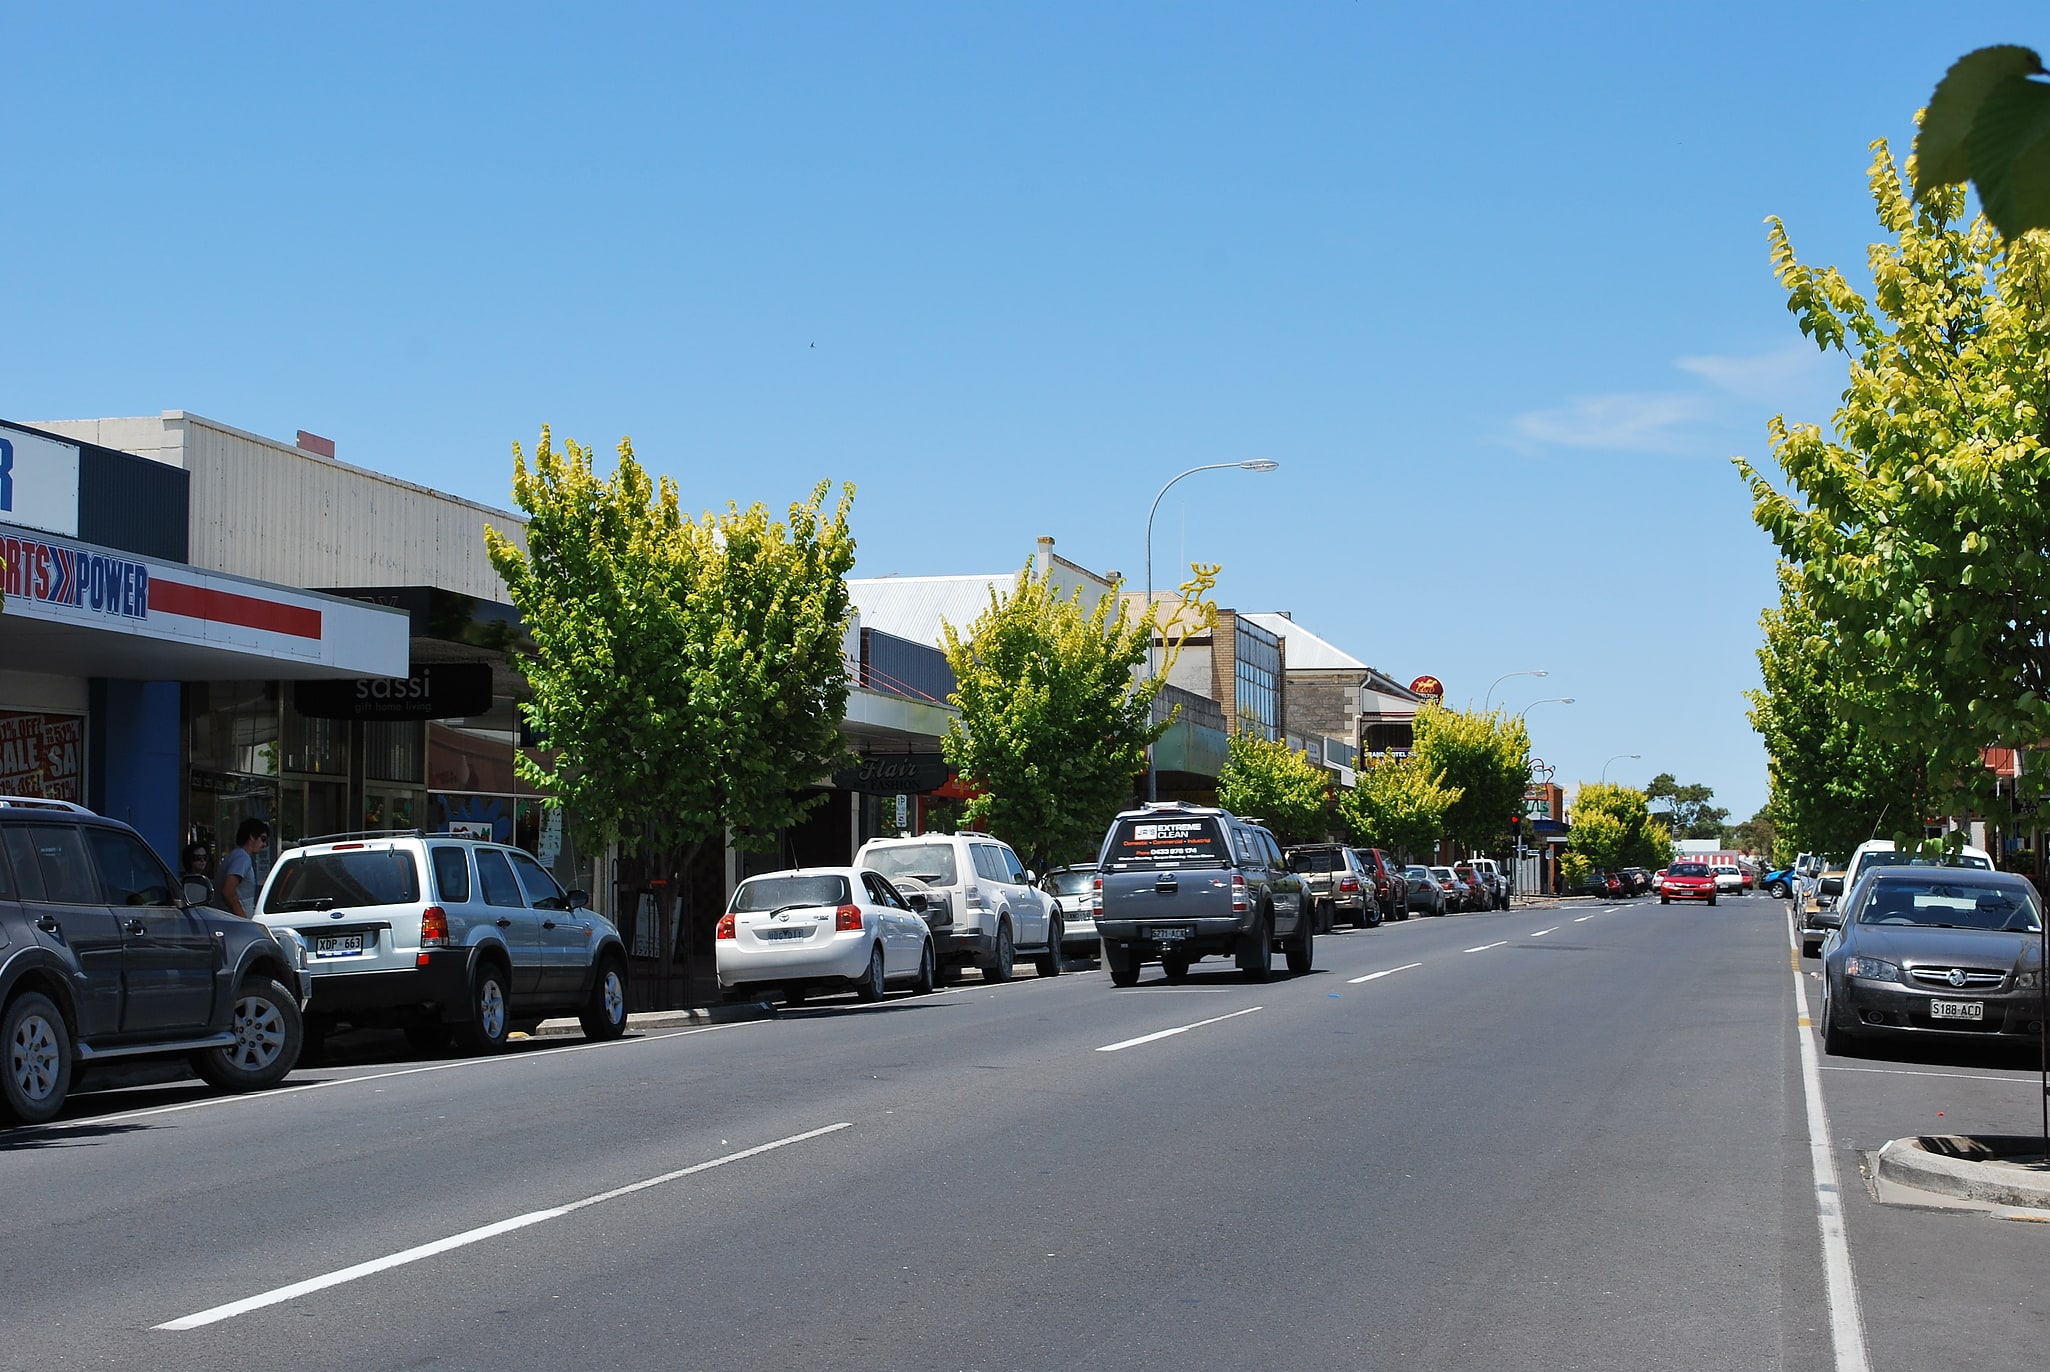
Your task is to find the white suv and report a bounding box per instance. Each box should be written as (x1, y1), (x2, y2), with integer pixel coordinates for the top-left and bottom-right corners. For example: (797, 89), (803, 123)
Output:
(856, 833), (1060, 981)
(253, 831), (630, 1054)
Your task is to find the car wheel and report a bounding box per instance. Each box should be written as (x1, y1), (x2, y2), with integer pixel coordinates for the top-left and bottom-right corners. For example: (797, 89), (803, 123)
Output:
(2, 991), (73, 1126)
(1106, 941), (1143, 987)
(856, 943), (887, 1002)
(1707, 894), (1718, 907)
(1286, 915), (1315, 976)
(1660, 895), (1670, 905)
(1769, 881), (1790, 899)
(985, 920), (1015, 983)
(1161, 951), (1191, 982)
(1237, 912), (1273, 983)
(1035, 918), (1063, 977)
(1821, 982), (1860, 1056)
(914, 940), (937, 995)
(1357, 900), (1377, 930)
(193, 977), (303, 1092)
(578, 956), (630, 1041)
(454, 962), (512, 1054)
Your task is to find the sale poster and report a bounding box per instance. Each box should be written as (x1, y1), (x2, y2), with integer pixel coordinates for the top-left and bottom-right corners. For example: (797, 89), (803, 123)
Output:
(0, 711), (85, 801)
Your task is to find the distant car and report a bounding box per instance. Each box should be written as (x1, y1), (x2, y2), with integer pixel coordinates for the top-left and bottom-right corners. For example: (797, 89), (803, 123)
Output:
(1798, 870), (1847, 957)
(1619, 867), (1652, 896)
(1764, 866), (1797, 900)
(1467, 857), (1507, 907)
(1286, 843), (1379, 930)
(1660, 862), (1718, 905)
(1353, 848), (1410, 921)
(1841, 839), (1995, 902)
(716, 867), (936, 1003)
(1403, 864), (1448, 916)
(1039, 864), (1100, 955)
(1819, 867), (2045, 1055)
(1453, 863), (1493, 911)
(1711, 864), (1743, 894)
(1427, 866), (1467, 912)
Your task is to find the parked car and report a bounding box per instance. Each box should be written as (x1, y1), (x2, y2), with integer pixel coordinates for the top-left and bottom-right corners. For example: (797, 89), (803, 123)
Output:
(1454, 863), (1493, 911)
(1818, 867), (2046, 1055)
(2, 796), (311, 1126)
(1402, 864), (1448, 916)
(1427, 865), (1468, 911)
(1763, 865), (1798, 899)
(1092, 802), (1312, 986)
(1711, 864), (1744, 894)
(1659, 861), (1718, 905)
(1840, 839), (1994, 902)
(1355, 849), (1410, 920)
(716, 867), (936, 1003)
(1038, 863), (1100, 956)
(254, 830), (628, 1055)
(1467, 857), (1507, 907)
(1619, 866), (1652, 896)
(856, 832), (1059, 981)
(1600, 870), (1627, 900)
(1798, 870), (1847, 957)
(1285, 843), (1379, 930)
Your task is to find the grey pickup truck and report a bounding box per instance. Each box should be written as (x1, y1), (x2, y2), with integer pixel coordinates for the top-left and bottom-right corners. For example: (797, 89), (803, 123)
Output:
(1091, 802), (1312, 986)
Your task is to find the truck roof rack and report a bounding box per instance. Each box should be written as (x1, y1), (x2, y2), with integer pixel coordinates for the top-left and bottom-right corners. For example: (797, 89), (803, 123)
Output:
(0, 796), (96, 814)
(285, 828), (426, 850)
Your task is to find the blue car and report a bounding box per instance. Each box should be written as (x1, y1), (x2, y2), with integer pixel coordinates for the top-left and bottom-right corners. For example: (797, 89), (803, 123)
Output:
(1763, 866), (1796, 899)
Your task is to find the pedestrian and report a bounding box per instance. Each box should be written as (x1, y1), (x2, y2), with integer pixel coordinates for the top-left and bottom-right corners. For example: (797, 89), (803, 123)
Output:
(180, 840), (213, 879)
(214, 818), (270, 919)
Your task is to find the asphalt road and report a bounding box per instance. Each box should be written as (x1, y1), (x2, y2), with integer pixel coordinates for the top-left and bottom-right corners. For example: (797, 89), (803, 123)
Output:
(3, 892), (2042, 1371)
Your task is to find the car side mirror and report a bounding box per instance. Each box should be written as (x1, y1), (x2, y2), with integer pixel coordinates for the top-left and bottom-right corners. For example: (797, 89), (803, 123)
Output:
(566, 888), (589, 911)
(182, 874), (215, 909)
(1024, 870), (1037, 885)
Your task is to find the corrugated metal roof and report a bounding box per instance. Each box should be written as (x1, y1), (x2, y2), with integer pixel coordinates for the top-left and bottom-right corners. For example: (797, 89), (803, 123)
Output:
(1242, 612), (1367, 670)
(847, 575), (1016, 647)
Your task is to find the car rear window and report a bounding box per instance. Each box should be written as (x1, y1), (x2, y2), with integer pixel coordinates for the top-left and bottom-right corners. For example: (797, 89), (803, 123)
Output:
(1048, 869), (1095, 896)
(1856, 880), (2040, 931)
(1102, 817), (1229, 870)
(263, 849), (422, 912)
(1861, 851), (1993, 871)
(1288, 849), (1343, 873)
(860, 844), (959, 886)
(732, 873), (851, 911)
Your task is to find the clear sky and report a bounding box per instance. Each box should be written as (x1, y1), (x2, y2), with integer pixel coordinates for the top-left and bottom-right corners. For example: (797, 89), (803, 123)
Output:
(5, 2), (2038, 819)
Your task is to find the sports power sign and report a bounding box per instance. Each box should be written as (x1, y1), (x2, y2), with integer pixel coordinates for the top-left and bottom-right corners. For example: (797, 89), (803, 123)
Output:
(0, 531), (150, 620)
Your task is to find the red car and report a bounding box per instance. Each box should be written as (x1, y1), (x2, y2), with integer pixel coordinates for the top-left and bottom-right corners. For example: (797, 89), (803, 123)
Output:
(1659, 861), (1718, 905)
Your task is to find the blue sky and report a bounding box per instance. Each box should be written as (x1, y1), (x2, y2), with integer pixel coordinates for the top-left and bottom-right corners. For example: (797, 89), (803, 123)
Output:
(5, 2), (2039, 820)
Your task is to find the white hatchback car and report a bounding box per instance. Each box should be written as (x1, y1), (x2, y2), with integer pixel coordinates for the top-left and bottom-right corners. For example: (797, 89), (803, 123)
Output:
(855, 833), (1059, 981)
(1712, 864), (1744, 894)
(716, 867), (936, 1003)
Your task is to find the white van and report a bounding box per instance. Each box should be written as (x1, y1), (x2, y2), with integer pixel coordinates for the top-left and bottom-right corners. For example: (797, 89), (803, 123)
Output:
(1841, 838), (1994, 906)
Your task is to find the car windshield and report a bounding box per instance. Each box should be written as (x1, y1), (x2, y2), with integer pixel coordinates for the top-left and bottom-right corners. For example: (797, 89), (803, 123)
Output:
(263, 849), (421, 912)
(1669, 863), (1709, 877)
(1101, 816), (1229, 870)
(1048, 869), (1095, 896)
(1430, 867), (1455, 879)
(1288, 849), (1344, 873)
(1856, 880), (2041, 931)
(1861, 851), (1993, 871)
(731, 874), (851, 912)
(860, 844), (958, 885)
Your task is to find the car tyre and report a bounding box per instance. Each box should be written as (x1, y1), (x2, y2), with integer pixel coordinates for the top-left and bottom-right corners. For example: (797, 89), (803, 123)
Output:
(1707, 894), (1718, 907)
(1286, 915), (1315, 976)
(985, 920), (1015, 983)
(1769, 881), (1790, 899)
(579, 956), (630, 1041)
(1237, 912), (1273, 983)
(856, 943), (887, 1002)
(1035, 918), (1063, 978)
(2, 991), (73, 1126)
(193, 977), (303, 1092)
(1660, 895), (1670, 905)
(1105, 941), (1142, 987)
(1820, 982), (1860, 1056)
(1357, 900), (1377, 930)
(454, 962), (512, 1054)
(914, 940), (937, 995)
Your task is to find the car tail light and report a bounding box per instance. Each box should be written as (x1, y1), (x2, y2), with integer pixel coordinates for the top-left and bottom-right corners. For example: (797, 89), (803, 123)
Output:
(1232, 872), (1249, 913)
(420, 906), (450, 947)
(1338, 876), (1359, 893)
(1090, 875), (1103, 912)
(716, 912), (736, 940)
(835, 904), (863, 931)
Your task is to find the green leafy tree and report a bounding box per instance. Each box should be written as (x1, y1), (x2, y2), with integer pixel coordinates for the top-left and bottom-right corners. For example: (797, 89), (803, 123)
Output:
(940, 562), (1182, 874)
(1737, 135), (2050, 821)
(485, 428), (856, 1003)
(1915, 46), (2050, 241)
(1410, 704), (1530, 853)
(1643, 772), (1729, 840)
(1336, 751), (1461, 860)
(1567, 782), (1667, 872)
(1216, 731), (1330, 846)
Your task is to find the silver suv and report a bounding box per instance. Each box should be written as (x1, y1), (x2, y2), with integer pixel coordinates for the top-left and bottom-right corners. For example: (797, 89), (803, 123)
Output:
(855, 833), (1060, 981)
(253, 830), (629, 1054)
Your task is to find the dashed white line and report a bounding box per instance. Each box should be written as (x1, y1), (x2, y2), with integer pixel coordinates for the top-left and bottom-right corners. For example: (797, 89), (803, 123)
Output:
(1348, 961), (1423, 985)
(157, 1121), (853, 1330)
(1573, 915), (1594, 923)
(1532, 927), (1557, 937)
(1095, 1006), (1262, 1053)
(1463, 941), (1507, 954)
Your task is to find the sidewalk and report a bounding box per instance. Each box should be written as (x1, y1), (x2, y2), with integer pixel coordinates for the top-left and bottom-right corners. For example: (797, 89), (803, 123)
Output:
(527, 1000), (777, 1040)
(1874, 1134), (2050, 1210)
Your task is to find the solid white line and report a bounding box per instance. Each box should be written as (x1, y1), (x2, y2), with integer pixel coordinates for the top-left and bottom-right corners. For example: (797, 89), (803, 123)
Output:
(1792, 956), (1873, 1372)
(1347, 961), (1423, 985)
(1532, 927), (1557, 937)
(1463, 941), (1507, 954)
(1820, 1064), (2043, 1086)
(157, 1122), (852, 1330)
(1095, 1006), (1262, 1053)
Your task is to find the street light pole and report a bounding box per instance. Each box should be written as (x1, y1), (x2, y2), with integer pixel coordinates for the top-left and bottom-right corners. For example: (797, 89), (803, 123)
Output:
(1484, 669), (1547, 712)
(1601, 752), (1642, 784)
(1512, 696), (1575, 718)
(1144, 459), (1280, 802)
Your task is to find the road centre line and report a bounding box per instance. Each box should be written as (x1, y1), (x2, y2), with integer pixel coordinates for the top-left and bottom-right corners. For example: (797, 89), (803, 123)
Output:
(1463, 941), (1507, 954)
(1790, 950), (1873, 1372)
(1095, 1007), (1262, 1053)
(1573, 914), (1594, 922)
(1532, 927), (1557, 937)
(157, 1122), (853, 1330)
(52, 1024), (743, 1130)
(1347, 962), (1423, 985)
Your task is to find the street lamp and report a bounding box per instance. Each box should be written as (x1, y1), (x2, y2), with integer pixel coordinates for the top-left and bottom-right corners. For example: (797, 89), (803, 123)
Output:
(1144, 459), (1281, 801)
(1484, 669), (1547, 712)
(1601, 752), (1642, 784)
(1512, 696), (1575, 717)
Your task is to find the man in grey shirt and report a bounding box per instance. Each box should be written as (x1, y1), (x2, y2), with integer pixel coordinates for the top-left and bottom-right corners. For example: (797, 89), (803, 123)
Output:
(215, 817), (271, 919)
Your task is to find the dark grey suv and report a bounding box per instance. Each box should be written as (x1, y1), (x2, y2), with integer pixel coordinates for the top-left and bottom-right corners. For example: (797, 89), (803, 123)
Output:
(1, 797), (310, 1126)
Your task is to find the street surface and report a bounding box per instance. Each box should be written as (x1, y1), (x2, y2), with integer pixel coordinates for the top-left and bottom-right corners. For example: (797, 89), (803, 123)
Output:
(4, 893), (2045, 1371)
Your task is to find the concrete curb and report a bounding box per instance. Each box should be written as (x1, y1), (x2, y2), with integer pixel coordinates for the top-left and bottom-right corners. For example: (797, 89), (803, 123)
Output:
(527, 1001), (777, 1040)
(1874, 1134), (2050, 1208)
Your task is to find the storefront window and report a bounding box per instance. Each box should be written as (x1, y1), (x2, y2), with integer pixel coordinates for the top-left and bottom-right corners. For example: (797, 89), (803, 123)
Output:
(280, 778), (349, 848)
(282, 698), (348, 776)
(187, 682), (279, 886)
(364, 720), (424, 784)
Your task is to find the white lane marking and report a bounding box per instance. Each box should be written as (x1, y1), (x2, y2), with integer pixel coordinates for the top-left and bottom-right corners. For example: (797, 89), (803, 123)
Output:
(1095, 1006), (1262, 1053)
(1573, 914), (1594, 922)
(57, 1024), (742, 1129)
(1463, 941), (1507, 954)
(1347, 961), (1423, 985)
(157, 1122), (852, 1330)
(1532, 927), (1557, 937)
(1112, 988), (1236, 994)
(1821, 1065), (2044, 1086)
(1792, 955), (1873, 1372)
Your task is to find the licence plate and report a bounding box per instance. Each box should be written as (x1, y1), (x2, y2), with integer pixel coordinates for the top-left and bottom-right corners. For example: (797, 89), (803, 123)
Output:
(1151, 926), (1193, 943)
(758, 927), (808, 941)
(1929, 1000), (1984, 1021)
(314, 934), (365, 958)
